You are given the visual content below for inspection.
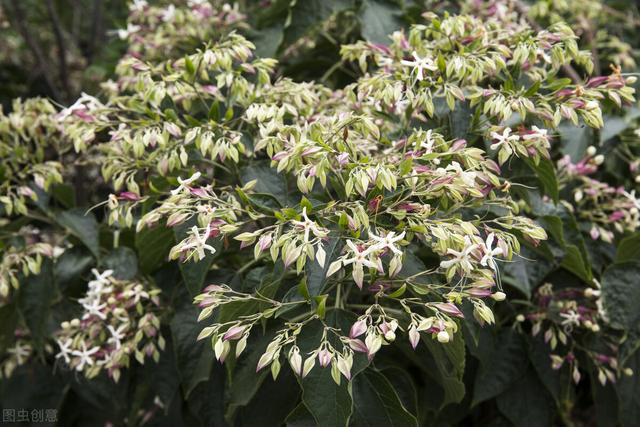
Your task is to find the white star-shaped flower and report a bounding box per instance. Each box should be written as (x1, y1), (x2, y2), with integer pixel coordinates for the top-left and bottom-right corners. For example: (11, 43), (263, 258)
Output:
(401, 52), (437, 81)
(56, 338), (73, 364)
(480, 233), (503, 271)
(171, 172), (202, 195)
(291, 207), (328, 243)
(343, 241), (379, 288)
(490, 127), (519, 150)
(107, 324), (129, 350)
(370, 230), (405, 256)
(440, 236), (479, 272)
(72, 342), (100, 371)
(182, 223), (216, 261)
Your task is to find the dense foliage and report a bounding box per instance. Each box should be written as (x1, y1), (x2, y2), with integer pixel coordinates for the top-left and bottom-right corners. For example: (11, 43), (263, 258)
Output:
(2, 1), (640, 426)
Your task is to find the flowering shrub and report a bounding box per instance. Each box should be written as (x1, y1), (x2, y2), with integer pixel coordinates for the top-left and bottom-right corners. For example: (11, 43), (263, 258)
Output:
(1, 1), (640, 426)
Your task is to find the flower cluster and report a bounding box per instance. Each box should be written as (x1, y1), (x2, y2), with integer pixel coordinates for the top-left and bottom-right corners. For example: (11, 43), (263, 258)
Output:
(55, 269), (163, 381)
(517, 282), (631, 386)
(0, 98), (70, 216)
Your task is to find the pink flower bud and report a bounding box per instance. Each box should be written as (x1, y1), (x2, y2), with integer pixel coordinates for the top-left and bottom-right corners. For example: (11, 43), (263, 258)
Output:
(348, 339), (368, 353)
(318, 349), (332, 367)
(434, 302), (464, 318)
(223, 325), (245, 341)
(349, 320), (367, 338)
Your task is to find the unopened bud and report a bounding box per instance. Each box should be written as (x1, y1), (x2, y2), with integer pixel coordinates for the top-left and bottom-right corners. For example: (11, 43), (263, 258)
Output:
(574, 190), (584, 202)
(624, 367), (634, 376)
(594, 154), (604, 165)
(491, 291), (506, 301)
(586, 146), (597, 156)
(384, 330), (396, 342)
(437, 330), (450, 343)
(516, 314), (525, 322)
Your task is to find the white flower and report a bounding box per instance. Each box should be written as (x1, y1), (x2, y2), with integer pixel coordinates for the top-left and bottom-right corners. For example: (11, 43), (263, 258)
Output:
(440, 236), (478, 272)
(117, 23), (141, 40)
(343, 241), (378, 288)
(72, 342), (100, 371)
(82, 298), (107, 320)
(161, 4), (176, 22)
(401, 52), (437, 81)
(424, 129), (436, 153)
(623, 190), (640, 210)
(90, 268), (113, 286)
(107, 324), (128, 349)
(182, 224), (216, 261)
(56, 338), (74, 364)
(370, 230), (405, 256)
(443, 161), (477, 187)
(171, 172), (202, 195)
(490, 127), (519, 150)
(480, 233), (503, 271)
(522, 126), (548, 141)
(291, 207), (327, 243)
(123, 283), (149, 305)
(130, 0), (148, 12)
(560, 310), (581, 327)
(7, 342), (31, 364)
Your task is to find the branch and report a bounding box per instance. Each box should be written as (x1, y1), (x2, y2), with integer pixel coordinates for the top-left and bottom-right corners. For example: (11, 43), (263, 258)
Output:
(5, 0), (63, 101)
(45, 0), (72, 101)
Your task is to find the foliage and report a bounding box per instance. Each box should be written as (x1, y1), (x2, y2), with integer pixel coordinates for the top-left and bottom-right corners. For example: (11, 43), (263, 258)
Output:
(2, 1), (640, 426)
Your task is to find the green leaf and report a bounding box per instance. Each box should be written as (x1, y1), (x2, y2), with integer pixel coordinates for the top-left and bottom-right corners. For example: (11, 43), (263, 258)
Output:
(170, 301), (214, 398)
(359, 0), (404, 45)
(616, 233), (640, 263)
(241, 162), (295, 207)
(617, 348), (640, 427)
(56, 209), (100, 258)
(527, 336), (561, 402)
(236, 369), (300, 427)
(497, 366), (554, 427)
(351, 369), (418, 427)
(54, 246), (93, 286)
(135, 225), (175, 274)
(306, 235), (342, 296)
(422, 331), (466, 407)
(526, 158), (559, 204)
(102, 246), (138, 280)
(472, 330), (528, 406)
(502, 245), (556, 298)
(601, 262), (640, 332)
(559, 122), (593, 162)
(17, 259), (56, 351)
(285, 403), (317, 427)
(284, 0), (356, 46)
(301, 363), (353, 427)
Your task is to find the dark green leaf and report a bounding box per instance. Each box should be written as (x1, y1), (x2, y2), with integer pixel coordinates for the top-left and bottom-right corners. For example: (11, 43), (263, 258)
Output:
(102, 246), (137, 280)
(17, 259), (56, 351)
(496, 366), (553, 427)
(472, 330), (527, 405)
(57, 209), (100, 258)
(616, 233), (640, 263)
(601, 262), (640, 332)
(351, 369), (418, 427)
(135, 225), (174, 274)
(359, 0), (403, 45)
(170, 301), (214, 398)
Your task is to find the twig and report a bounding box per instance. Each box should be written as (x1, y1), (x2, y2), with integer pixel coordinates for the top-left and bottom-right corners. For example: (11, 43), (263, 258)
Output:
(5, 0), (63, 101)
(45, 0), (72, 102)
